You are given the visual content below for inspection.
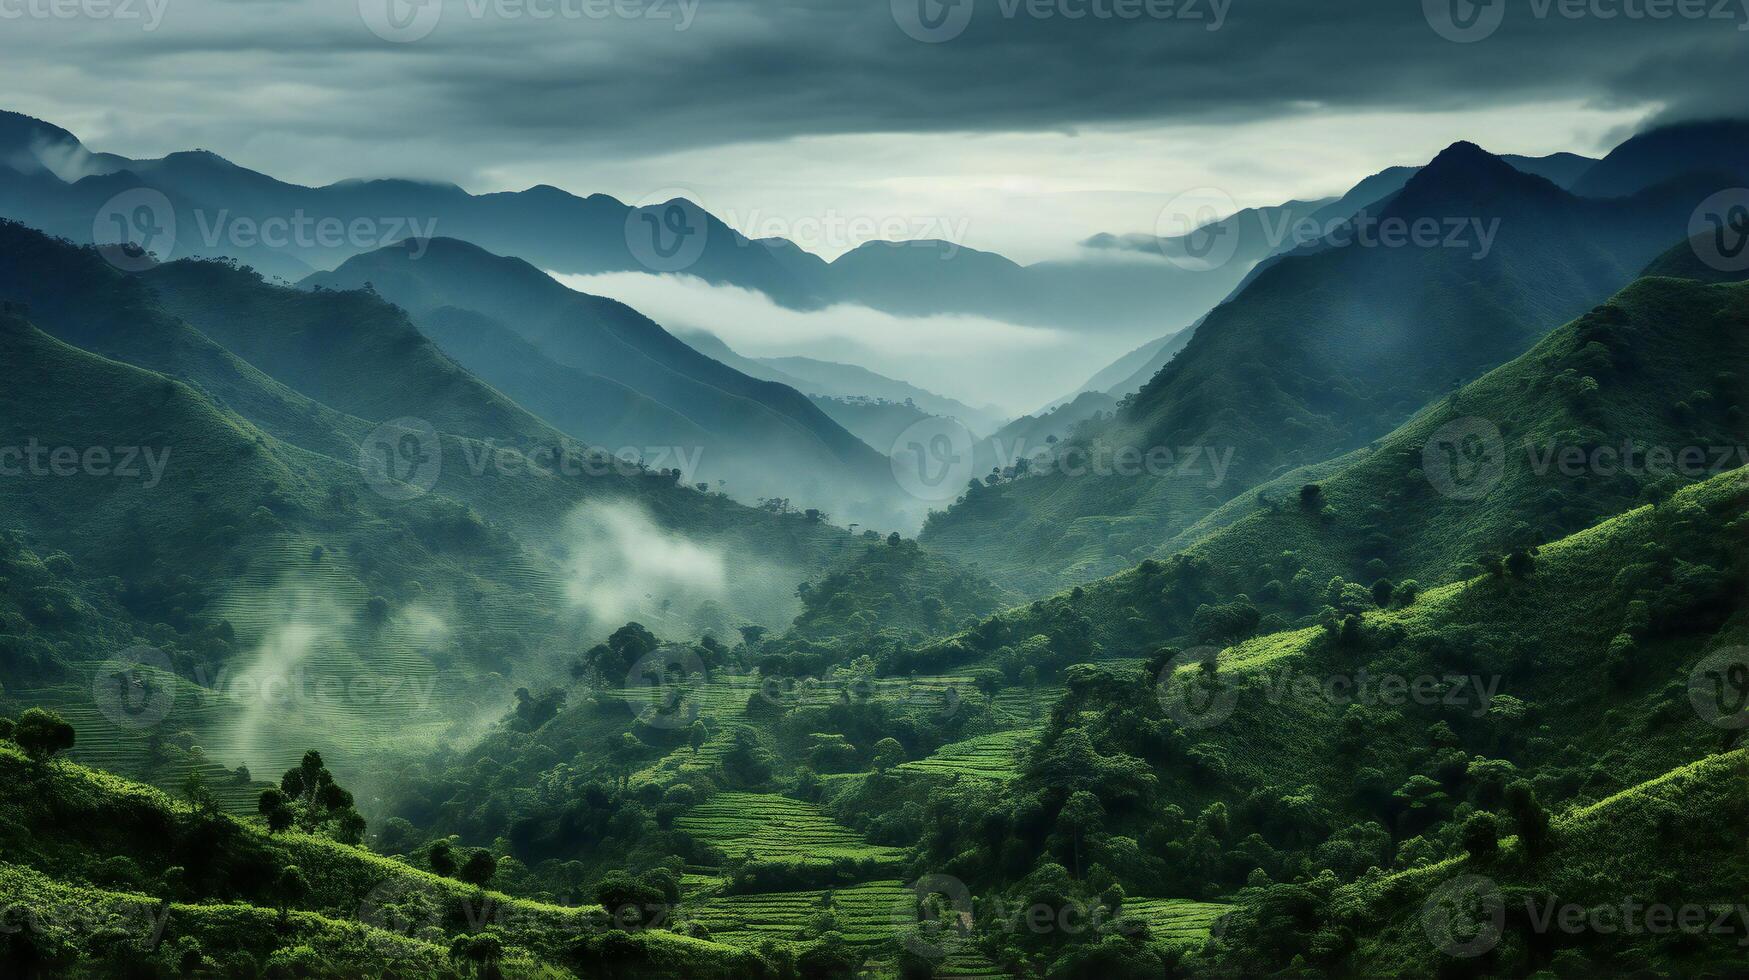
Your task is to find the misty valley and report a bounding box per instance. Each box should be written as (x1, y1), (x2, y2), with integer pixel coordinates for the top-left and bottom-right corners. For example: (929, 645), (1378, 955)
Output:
(1, 6), (1749, 979)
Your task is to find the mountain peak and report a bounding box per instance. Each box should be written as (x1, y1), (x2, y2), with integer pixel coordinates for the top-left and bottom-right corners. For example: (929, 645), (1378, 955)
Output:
(1385, 140), (1563, 217)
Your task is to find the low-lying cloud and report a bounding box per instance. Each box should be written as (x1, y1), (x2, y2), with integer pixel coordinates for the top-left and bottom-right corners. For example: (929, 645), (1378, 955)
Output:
(561, 499), (729, 629)
(551, 270), (1116, 416)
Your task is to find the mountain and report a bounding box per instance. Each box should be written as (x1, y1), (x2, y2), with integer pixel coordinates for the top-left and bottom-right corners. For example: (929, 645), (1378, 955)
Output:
(920, 142), (1736, 594)
(0, 219), (874, 789)
(1572, 119), (1749, 198)
(303, 238), (910, 527)
(0, 741), (770, 978)
(755, 356), (1005, 435)
(1079, 152), (1594, 267)
(932, 273), (1747, 660)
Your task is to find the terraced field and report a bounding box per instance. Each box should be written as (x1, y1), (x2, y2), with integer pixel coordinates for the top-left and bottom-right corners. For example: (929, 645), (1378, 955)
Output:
(1121, 898), (1231, 945)
(897, 727), (1040, 782)
(681, 879), (909, 948)
(675, 792), (907, 866)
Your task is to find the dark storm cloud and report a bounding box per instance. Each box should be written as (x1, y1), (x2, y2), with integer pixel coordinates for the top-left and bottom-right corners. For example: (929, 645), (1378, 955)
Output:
(368, 0), (1745, 152)
(29, 0), (1744, 161)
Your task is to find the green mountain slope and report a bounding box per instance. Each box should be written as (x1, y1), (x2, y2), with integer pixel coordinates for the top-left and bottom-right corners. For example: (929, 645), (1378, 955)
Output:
(304, 238), (910, 528)
(921, 143), (1734, 594)
(0, 742), (778, 978)
(915, 274), (1748, 665)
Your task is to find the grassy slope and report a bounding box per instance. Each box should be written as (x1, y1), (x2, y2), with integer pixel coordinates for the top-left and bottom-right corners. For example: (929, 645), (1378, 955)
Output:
(0, 743), (763, 979)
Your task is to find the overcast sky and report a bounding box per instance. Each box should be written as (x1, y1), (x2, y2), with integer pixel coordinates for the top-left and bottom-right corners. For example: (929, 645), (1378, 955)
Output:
(3, 0), (1743, 261)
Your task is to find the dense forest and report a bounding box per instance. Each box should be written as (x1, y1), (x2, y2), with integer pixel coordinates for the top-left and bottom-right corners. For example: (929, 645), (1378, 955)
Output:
(0, 63), (1746, 980)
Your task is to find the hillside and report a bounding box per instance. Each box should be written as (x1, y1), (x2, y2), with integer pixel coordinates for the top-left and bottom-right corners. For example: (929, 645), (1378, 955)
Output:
(917, 274), (1748, 662)
(1572, 119), (1749, 199)
(921, 143), (1736, 594)
(0, 741), (783, 978)
(303, 238), (911, 528)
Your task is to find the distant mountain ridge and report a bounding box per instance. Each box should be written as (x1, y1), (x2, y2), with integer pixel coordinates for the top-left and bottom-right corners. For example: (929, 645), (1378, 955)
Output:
(921, 139), (1739, 593)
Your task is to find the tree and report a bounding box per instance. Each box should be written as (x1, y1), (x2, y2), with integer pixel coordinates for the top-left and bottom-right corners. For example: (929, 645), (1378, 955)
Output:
(1505, 548), (1536, 579)
(1057, 791), (1105, 879)
(596, 870), (666, 929)
(459, 850), (498, 890)
(12, 708), (74, 762)
(1460, 812), (1499, 863)
(1299, 483), (1325, 512)
(276, 750), (366, 842)
(1505, 780), (1552, 859)
(687, 721), (709, 755)
(448, 932), (504, 979)
(182, 768), (220, 820)
(871, 738), (906, 774)
(274, 866), (309, 927)
(258, 789), (294, 834)
(428, 840), (458, 878)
